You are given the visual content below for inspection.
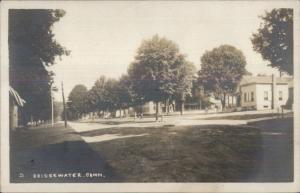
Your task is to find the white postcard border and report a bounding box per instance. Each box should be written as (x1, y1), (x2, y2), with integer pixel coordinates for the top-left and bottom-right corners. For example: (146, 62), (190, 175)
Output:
(1, 1), (300, 192)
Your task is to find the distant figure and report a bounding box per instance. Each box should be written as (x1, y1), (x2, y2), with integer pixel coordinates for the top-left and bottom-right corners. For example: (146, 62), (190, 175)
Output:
(215, 105), (219, 112)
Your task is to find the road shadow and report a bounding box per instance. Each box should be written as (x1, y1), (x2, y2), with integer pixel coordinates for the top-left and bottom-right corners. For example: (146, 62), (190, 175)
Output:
(10, 125), (123, 183)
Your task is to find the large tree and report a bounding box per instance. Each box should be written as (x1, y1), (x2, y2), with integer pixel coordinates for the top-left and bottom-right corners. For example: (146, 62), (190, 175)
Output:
(251, 8), (293, 75)
(115, 75), (134, 116)
(86, 76), (108, 116)
(101, 75), (144, 117)
(68, 84), (88, 120)
(86, 76), (123, 117)
(173, 61), (196, 115)
(198, 45), (247, 109)
(128, 35), (189, 120)
(102, 78), (120, 113)
(9, 9), (69, 124)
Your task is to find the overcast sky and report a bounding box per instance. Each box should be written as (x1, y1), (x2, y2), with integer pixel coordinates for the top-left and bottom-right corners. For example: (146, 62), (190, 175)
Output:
(50, 1), (284, 100)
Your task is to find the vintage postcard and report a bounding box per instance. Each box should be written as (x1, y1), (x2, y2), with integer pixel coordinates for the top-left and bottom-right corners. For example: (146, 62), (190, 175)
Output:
(1, 0), (299, 192)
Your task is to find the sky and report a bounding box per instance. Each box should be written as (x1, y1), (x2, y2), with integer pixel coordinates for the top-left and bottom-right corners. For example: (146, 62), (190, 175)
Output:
(49, 1), (283, 100)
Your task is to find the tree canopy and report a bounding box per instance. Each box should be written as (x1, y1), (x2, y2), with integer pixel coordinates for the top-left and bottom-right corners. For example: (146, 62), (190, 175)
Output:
(86, 76), (108, 113)
(68, 84), (88, 119)
(198, 45), (247, 109)
(128, 35), (183, 102)
(102, 78), (120, 112)
(85, 76), (132, 117)
(251, 8), (293, 75)
(174, 61), (196, 101)
(116, 75), (134, 110)
(9, 9), (69, 123)
(128, 35), (195, 119)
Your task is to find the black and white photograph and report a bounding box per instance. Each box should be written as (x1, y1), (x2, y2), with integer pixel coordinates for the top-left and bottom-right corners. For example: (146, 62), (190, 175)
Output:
(1, 0), (299, 192)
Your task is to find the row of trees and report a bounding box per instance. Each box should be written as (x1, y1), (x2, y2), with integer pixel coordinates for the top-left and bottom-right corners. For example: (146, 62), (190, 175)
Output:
(9, 8), (292, 124)
(68, 8), (294, 121)
(68, 76), (132, 119)
(68, 35), (197, 120)
(68, 35), (247, 121)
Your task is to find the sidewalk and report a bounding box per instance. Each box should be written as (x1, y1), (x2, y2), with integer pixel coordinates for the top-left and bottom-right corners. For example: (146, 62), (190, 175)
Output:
(71, 109), (293, 133)
(69, 118), (246, 133)
(68, 110), (293, 146)
(167, 109), (292, 119)
(10, 123), (122, 182)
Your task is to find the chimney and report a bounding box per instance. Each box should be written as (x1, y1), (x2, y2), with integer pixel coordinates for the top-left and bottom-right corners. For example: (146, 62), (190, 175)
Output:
(271, 74), (277, 109)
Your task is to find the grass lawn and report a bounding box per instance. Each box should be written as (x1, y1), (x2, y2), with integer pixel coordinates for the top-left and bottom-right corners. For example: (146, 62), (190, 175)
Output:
(80, 117), (293, 182)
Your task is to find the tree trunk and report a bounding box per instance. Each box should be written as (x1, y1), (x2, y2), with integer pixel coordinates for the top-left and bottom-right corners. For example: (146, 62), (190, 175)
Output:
(221, 94), (226, 111)
(155, 101), (159, 121)
(227, 96), (229, 107)
(123, 109), (126, 117)
(166, 98), (169, 115)
(180, 100), (184, 115)
(134, 105), (137, 121)
(199, 99), (202, 110)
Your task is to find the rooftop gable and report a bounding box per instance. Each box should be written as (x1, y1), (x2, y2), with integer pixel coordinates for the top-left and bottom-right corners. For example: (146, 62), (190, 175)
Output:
(240, 75), (293, 86)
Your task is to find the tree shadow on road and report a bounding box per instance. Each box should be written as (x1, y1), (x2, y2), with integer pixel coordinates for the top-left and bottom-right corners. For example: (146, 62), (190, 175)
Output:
(10, 140), (123, 183)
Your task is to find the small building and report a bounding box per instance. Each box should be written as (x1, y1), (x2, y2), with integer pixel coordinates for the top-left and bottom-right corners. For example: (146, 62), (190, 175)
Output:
(9, 86), (26, 130)
(239, 75), (293, 110)
(208, 96), (223, 111)
(287, 79), (294, 110)
(127, 101), (176, 116)
(128, 101), (159, 116)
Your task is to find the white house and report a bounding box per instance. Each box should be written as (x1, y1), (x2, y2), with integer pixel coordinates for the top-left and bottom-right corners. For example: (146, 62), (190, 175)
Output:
(239, 75), (293, 110)
(126, 101), (177, 117)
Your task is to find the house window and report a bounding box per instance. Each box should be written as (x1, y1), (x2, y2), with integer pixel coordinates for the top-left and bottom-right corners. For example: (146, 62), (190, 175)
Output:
(244, 93), (247, 102)
(251, 92), (254, 102)
(264, 91), (268, 101)
(279, 91), (283, 101)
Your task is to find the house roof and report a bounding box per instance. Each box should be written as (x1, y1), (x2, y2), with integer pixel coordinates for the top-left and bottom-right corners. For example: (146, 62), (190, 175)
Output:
(9, 86), (26, 107)
(240, 75), (293, 87)
(208, 96), (221, 104)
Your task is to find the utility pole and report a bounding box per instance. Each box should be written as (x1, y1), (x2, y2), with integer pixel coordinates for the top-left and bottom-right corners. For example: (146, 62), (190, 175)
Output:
(51, 83), (54, 127)
(61, 82), (67, 128)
